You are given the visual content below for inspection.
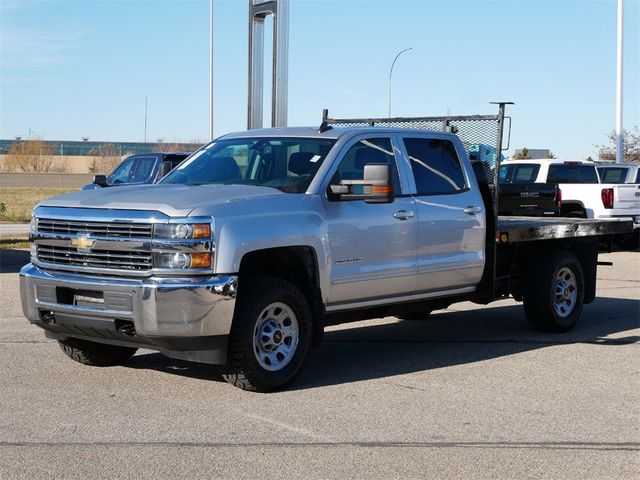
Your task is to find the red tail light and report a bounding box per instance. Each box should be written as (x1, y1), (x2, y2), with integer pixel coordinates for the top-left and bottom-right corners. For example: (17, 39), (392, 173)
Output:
(555, 187), (562, 213)
(601, 188), (614, 209)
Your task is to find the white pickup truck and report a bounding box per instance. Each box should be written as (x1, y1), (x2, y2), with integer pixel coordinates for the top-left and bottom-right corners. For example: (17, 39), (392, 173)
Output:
(500, 160), (640, 231)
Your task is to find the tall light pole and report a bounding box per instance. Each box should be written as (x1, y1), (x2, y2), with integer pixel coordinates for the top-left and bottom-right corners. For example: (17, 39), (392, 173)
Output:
(209, 0), (215, 141)
(144, 96), (148, 143)
(615, 0), (624, 163)
(388, 47), (412, 118)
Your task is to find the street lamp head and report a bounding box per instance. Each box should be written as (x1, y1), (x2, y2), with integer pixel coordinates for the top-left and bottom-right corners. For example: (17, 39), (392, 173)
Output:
(388, 47), (414, 118)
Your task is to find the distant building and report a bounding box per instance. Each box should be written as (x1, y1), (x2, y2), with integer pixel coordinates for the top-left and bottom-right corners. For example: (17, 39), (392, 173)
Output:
(0, 139), (202, 156)
(512, 148), (551, 160)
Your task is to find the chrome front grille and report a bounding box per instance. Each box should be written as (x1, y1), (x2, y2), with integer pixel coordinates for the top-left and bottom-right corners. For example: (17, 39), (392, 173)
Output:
(37, 245), (152, 271)
(37, 218), (153, 239)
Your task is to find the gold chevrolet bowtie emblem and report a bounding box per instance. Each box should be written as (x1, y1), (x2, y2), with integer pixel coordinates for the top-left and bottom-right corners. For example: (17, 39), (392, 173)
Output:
(71, 236), (95, 251)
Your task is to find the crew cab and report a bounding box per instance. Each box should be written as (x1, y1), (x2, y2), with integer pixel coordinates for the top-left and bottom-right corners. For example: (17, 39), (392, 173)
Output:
(20, 126), (632, 392)
(82, 152), (190, 190)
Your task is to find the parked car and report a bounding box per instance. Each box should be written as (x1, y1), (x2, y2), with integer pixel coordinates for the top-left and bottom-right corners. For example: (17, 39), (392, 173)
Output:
(499, 160), (640, 230)
(597, 163), (640, 184)
(21, 125), (632, 392)
(82, 152), (190, 190)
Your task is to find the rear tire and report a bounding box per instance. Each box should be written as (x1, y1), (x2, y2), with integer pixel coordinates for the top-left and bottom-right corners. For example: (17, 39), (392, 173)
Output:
(523, 251), (584, 333)
(58, 338), (137, 366)
(220, 277), (312, 392)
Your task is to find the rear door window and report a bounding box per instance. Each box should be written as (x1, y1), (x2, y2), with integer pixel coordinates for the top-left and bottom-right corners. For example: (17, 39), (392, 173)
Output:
(403, 138), (466, 195)
(500, 163), (540, 184)
(547, 165), (598, 184)
(579, 166), (599, 183)
(599, 167), (628, 183)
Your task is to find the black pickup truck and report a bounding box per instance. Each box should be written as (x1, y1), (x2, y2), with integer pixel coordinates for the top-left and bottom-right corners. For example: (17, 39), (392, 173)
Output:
(498, 162), (560, 216)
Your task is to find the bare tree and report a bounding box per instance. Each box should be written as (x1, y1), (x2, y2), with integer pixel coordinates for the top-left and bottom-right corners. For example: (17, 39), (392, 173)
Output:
(88, 144), (122, 174)
(3, 140), (68, 172)
(598, 127), (640, 163)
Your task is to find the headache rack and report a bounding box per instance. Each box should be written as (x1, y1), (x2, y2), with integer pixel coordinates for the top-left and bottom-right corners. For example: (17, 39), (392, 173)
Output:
(321, 102), (513, 223)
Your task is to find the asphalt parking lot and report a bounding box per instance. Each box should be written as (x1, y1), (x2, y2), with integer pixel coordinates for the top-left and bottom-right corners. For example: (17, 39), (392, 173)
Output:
(1, 249), (638, 479)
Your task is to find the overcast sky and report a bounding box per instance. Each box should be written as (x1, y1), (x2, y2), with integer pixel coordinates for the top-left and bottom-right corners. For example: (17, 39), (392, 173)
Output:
(0, 0), (638, 159)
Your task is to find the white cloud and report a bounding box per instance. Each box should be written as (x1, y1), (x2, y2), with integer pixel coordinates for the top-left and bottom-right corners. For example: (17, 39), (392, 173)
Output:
(0, 26), (85, 68)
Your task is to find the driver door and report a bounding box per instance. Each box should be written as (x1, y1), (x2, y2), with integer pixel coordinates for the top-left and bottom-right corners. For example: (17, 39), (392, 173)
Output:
(324, 136), (418, 307)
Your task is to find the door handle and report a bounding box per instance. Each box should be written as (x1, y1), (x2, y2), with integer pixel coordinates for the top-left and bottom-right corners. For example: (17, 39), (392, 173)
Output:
(463, 206), (482, 215)
(393, 210), (415, 220)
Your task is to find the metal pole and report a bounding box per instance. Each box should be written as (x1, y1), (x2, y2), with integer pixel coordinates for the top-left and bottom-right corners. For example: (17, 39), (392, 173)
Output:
(490, 101), (513, 298)
(272, 0), (289, 128)
(209, 0), (215, 141)
(144, 96), (148, 144)
(615, 0), (624, 163)
(388, 47), (412, 118)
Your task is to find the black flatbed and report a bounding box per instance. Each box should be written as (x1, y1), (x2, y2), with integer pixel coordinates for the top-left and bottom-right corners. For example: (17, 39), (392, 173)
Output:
(497, 217), (633, 244)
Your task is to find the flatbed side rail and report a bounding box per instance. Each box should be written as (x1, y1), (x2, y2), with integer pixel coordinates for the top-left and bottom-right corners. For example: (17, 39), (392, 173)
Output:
(497, 217), (634, 244)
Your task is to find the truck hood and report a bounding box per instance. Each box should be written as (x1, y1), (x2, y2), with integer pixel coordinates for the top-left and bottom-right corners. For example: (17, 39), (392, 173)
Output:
(39, 184), (286, 217)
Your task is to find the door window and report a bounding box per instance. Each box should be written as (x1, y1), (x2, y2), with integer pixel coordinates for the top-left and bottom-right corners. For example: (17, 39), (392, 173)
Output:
(107, 158), (135, 184)
(331, 138), (400, 197)
(403, 138), (466, 195)
(130, 156), (156, 183)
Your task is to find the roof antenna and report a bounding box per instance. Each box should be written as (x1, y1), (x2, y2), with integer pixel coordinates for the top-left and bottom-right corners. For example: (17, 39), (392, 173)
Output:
(318, 108), (333, 133)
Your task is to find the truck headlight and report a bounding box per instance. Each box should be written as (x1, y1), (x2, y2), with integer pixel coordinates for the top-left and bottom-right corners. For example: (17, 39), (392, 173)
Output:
(154, 223), (211, 239)
(153, 252), (212, 269)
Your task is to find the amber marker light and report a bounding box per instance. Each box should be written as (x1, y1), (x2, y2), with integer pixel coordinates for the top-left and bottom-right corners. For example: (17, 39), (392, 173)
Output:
(193, 223), (212, 239)
(190, 253), (212, 268)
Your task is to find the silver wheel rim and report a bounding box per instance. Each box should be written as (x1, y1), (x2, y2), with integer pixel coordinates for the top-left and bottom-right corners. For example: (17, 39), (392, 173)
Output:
(253, 302), (299, 372)
(554, 267), (578, 318)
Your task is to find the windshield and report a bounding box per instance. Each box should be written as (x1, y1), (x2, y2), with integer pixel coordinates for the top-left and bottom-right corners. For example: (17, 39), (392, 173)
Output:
(161, 137), (335, 193)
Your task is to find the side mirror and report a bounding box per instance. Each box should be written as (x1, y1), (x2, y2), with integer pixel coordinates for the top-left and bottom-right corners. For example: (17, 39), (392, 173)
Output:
(93, 175), (108, 187)
(160, 162), (173, 178)
(330, 163), (395, 204)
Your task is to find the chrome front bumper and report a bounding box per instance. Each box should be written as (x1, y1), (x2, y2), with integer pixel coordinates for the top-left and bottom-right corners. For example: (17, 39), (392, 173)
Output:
(20, 263), (237, 364)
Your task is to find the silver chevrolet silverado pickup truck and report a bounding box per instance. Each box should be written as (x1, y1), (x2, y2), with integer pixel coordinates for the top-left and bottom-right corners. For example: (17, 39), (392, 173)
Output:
(20, 124), (632, 391)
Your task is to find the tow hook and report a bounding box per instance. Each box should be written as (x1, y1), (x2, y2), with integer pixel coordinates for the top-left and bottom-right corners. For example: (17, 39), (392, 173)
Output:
(115, 320), (136, 337)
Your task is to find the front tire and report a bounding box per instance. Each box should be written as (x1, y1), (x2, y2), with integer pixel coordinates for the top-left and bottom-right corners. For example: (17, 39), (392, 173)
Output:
(220, 277), (312, 392)
(58, 338), (137, 366)
(523, 251), (584, 333)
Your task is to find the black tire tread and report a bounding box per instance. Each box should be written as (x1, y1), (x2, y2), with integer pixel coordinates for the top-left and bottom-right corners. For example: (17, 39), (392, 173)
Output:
(220, 277), (312, 392)
(58, 338), (137, 366)
(523, 250), (584, 333)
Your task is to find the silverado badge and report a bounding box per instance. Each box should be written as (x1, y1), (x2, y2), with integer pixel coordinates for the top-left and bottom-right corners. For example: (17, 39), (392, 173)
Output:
(71, 236), (95, 252)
